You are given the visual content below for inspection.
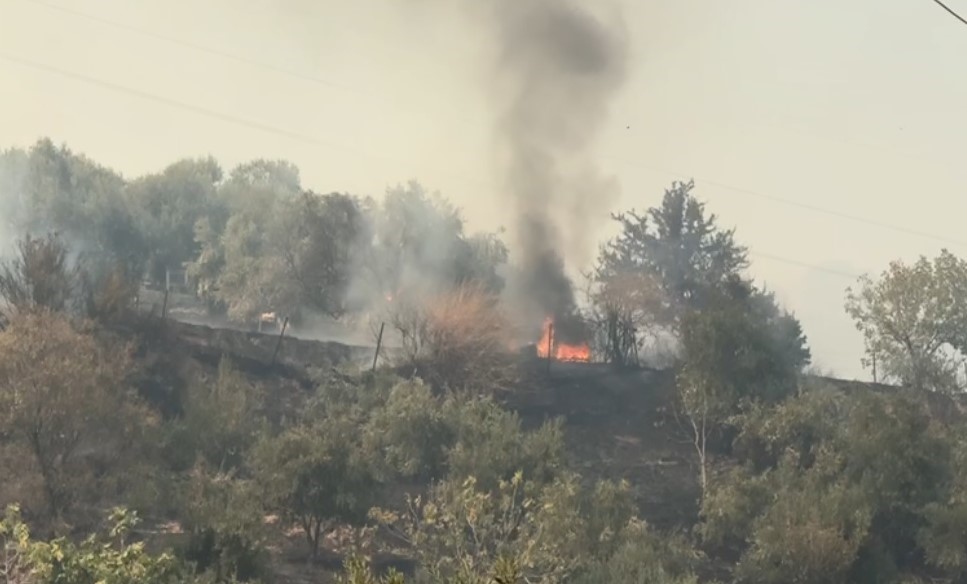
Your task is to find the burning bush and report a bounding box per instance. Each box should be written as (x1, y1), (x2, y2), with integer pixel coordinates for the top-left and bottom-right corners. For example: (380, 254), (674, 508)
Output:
(388, 284), (517, 392)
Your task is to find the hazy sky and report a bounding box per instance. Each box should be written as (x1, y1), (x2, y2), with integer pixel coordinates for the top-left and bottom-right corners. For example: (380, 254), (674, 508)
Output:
(3, 0), (967, 379)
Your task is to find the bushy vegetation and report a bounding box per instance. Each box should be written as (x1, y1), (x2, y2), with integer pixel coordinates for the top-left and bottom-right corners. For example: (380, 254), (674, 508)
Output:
(5, 139), (967, 583)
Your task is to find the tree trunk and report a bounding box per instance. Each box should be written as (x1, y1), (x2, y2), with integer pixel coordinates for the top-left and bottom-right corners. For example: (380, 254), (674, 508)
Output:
(690, 413), (708, 499)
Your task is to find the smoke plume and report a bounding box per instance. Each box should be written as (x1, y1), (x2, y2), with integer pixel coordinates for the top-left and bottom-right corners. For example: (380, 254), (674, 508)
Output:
(483, 0), (628, 342)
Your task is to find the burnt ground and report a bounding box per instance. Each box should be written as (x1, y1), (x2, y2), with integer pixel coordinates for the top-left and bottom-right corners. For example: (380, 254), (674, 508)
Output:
(505, 361), (700, 529)
(122, 318), (699, 581)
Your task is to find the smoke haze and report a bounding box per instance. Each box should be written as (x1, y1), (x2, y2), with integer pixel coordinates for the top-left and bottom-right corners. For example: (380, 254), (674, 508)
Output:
(481, 0), (629, 341)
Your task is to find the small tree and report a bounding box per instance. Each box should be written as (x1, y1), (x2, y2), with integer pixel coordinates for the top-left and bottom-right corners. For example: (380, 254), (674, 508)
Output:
(677, 286), (805, 497)
(0, 312), (139, 519)
(387, 284), (517, 392)
(584, 270), (665, 366)
(845, 250), (967, 392)
(0, 233), (77, 319)
(372, 472), (649, 584)
(253, 417), (377, 559)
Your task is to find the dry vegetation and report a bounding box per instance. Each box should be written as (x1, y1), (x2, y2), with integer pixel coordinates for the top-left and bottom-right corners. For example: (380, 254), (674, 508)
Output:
(386, 284), (518, 392)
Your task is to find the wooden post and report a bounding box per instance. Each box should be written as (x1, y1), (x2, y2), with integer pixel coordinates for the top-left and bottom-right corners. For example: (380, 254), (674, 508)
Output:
(546, 322), (554, 375)
(161, 286), (169, 320)
(271, 316), (289, 365)
(372, 322), (385, 372)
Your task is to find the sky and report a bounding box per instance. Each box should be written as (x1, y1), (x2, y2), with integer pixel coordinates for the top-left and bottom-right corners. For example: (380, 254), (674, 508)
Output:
(2, 0), (967, 379)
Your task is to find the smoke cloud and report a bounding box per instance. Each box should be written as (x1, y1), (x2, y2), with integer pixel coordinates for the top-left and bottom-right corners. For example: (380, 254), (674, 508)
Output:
(482, 0), (628, 342)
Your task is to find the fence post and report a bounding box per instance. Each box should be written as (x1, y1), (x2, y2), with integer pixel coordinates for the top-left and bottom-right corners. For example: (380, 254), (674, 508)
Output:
(372, 322), (385, 372)
(161, 286), (169, 320)
(271, 317), (289, 365)
(546, 322), (554, 375)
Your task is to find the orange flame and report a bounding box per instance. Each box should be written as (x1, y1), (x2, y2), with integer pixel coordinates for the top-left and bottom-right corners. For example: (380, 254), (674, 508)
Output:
(536, 317), (590, 362)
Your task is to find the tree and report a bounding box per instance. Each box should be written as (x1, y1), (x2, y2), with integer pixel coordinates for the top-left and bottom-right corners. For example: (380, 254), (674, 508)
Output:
(845, 250), (967, 392)
(0, 233), (140, 325)
(177, 463), (267, 582)
(267, 191), (367, 317)
(386, 283), (518, 392)
(0, 233), (77, 319)
(0, 312), (142, 519)
(364, 182), (507, 304)
(677, 286), (807, 497)
(182, 159), (304, 323)
(127, 157), (225, 285)
(162, 358), (263, 473)
(17, 139), (148, 279)
(702, 386), (958, 583)
(584, 269), (665, 366)
(253, 416), (378, 559)
(372, 472), (662, 584)
(595, 180), (748, 336)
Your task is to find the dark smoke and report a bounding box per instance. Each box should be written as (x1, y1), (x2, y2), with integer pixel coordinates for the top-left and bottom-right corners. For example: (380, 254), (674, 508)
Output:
(485, 0), (628, 341)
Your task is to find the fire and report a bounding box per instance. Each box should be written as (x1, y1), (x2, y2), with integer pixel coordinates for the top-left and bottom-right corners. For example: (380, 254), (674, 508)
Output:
(536, 317), (591, 362)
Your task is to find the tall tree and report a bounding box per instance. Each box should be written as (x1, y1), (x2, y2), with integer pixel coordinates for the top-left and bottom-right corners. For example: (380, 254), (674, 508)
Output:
(0, 313), (143, 518)
(18, 139), (148, 277)
(127, 157), (225, 284)
(845, 250), (967, 392)
(592, 181), (808, 370)
(594, 180), (748, 337)
(678, 284), (808, 496)
(366, 182), (507, 303)
(268, 191), (367, 317)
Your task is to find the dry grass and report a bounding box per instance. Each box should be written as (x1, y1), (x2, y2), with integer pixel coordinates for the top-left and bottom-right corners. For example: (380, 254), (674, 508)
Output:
(388, 284), (518, 392)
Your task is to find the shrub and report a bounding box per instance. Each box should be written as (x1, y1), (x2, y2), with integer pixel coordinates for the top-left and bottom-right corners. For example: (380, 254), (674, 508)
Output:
(388, 284), (517, 392)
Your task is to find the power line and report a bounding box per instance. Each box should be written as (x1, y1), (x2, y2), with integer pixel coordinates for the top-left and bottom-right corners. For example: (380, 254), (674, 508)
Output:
(608, 159), (967, 249)
(930, 0), (967, 26)
(14, 0), (348, 90)
(0, 51), (499, 191)
(0, 52), (328, 145)
(750, 251), (863, 280)
(0, 56), (933, 284)
(13, 0), (967, 252)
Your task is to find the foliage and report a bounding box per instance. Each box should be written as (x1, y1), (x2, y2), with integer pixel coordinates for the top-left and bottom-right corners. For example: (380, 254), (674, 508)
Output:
(162, 358), (264, 473)
(365, 182), (506, 303)
(734, 460), (872, 584)
(388, 284), (518, 392)
(177, 464), (267, 582)
(338, 556), (406, 584)
(0, 312), (146, 519)
(253, 414), (378, 558)
(703, 386), (964, 583)
(267, 191), (367, 317)
(443, 397), (565, 491)
(373, 472), (635, 584)
(0, 233), (77, 319)
(845, 250), (967, 391)
(362, 379), (455, 481)
(0, 504), (196, 584)
(573, 522), (701, 584)
(127, 157), (226, 284)
(594, 180), (748, 336)
(584, 268), (665, 366)
(13, 139), (149, 278)
(676, 285), (807, 495)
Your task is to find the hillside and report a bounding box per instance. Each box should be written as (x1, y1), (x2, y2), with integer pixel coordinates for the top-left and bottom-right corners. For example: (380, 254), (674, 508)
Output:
(131, 320), (706, 533)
